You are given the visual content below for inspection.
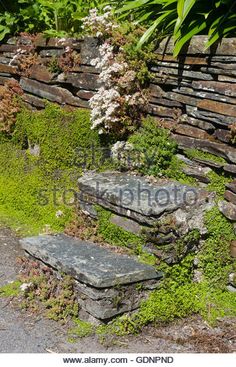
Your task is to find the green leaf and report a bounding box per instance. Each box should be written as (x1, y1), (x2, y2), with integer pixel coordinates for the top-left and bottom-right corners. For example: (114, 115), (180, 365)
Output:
(173, 18), (207, 56)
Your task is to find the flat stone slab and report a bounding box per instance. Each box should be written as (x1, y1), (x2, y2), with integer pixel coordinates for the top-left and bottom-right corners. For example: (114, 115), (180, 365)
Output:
(78, 171), (211, 225)
(20, 234), (159, 288)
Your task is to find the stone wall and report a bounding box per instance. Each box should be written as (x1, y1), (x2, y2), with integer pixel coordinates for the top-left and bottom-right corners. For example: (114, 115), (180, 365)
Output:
(151, 36), (236, 175)
(1, 34), (236, 210)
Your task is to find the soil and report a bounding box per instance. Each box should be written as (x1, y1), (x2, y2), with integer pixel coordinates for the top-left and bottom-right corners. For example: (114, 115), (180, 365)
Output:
(0, 227), (235, 353)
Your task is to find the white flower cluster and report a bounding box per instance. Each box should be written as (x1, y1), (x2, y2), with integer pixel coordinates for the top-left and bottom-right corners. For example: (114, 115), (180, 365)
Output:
(84, 8), (147, 135)
(82, 7), (117, 38)
(111, 140), (135, 169)
(111, 141), (143, 169)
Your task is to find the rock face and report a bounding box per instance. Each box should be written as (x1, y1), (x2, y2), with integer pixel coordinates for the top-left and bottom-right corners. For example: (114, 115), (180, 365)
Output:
(78, 171), (215, 264)
(20, 234), (161, 320)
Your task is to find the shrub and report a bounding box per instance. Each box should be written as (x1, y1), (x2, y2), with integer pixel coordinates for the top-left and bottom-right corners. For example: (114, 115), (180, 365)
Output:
(127, 116), (178, 176)
(119, 0), (236, 56)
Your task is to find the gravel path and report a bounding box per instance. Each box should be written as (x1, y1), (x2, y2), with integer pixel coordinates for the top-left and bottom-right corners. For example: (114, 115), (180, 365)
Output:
(0, 227), (235, 353)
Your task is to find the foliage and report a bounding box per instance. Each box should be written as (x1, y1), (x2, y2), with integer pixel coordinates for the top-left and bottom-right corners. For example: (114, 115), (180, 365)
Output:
(13, 103), (102, 170)
(0, 280), (21, 297)
(207, 171), (232, 198)
(0, 0), (112, 40)
(0, 142), (74, 235)
(96, 206), (143, 249)
(19, 257), (79, 321)
(0, 80), (23, 133)
(199, 207), (235, 288)
(119, 0), (236, 56)
(86, 9), (152, 137)
(185, 148), (226, 164)
(68, 319), (94, 341)
(0, 103), (105, 235)
(127, 116), (177, 176)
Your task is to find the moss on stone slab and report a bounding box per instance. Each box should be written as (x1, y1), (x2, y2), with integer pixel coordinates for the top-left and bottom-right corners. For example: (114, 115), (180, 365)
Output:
(185, 148), (227, 165)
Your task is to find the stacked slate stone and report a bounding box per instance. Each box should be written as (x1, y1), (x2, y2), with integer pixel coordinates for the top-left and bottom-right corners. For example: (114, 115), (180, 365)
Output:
(1, 34), (236, 224)
(150, 36), (236, 222)
(0, 34), (99, 109)
(78, 171), (215, 265)
(20, 234), (162, 321)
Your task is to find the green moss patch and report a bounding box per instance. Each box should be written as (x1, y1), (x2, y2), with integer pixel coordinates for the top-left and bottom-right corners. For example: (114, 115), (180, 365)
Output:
(0, 280), (21, 297)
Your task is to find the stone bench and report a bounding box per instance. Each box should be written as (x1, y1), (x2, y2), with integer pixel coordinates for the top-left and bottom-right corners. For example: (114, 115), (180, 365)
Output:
(78, 171), (215, 264)
(20, 234), (162, 320)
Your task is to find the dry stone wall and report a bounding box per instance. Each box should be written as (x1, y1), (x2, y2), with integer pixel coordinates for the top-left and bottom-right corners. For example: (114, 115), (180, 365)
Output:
(1, 34), (236, 213)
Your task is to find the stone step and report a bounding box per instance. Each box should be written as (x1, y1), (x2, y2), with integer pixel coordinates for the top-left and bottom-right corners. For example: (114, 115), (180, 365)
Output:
(20, 234), (161, 320)
(20, 234), (160, 288)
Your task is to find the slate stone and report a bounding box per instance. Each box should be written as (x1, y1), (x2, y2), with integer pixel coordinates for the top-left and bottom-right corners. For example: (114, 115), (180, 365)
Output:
(0, 56), (12, 65)
(172, 134), (236, 164)
(224, 164), (236, 175)
(182, 165), (211, 184)
(20, 234), (159, 288)
(147, 104), (181, 119)
(218, 200), (236, 221)
(22, 93), (46, 108)
(78, 172), (206, 221)
(0, 64), (18, 75)
(78, 172), (214, 238)
(176, 86), (236, 105)
(201, 67), (236, 77)
(192, 81), (236, 97)
(39, 49), (64, 58)
(156, 36), (236, 56)
(226, 181), (236, 194)
(29, 64), (55, 83)
(152, 76), (192, 88)
(214, 129), (231, 144)
(46, 37), (82, 49)
(0, 75), (14, 85)
(65, 72), (100, 91)
(76, 278), (159, 319)
(197, 99), (236, 118)
(180, 115), (215, 132)
(166, 92), (200, 107)
(189, 157), (224, 169)
(76, 90), (94, 100)
(230, 241), (236, 258)
(0, 44), (18, 52)
(149, 83), (166, 98)
(152, 66), (213, 80)
(218, 75), (236, 83)
(149, 97), (183, 108)
(80, 37), (101, 65)
(224, 190), (236, 205)
(110, 214), (142, 235)
(175, 123), (213, 141)
(186, 105), (236, 127)
(20, 77), (89, 108)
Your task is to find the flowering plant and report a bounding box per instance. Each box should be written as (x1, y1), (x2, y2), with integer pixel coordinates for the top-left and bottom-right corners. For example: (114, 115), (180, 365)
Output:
(83, 7), (149, 138)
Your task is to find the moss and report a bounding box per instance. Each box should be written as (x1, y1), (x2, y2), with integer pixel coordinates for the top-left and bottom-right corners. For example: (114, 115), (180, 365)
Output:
(68, 319), (94, 341)
(0, 280), (21, 297)
(207, 170), (232, 198)
(185, 148), (226, 165)
(0, 103), (112, 235)
(0, 142), (74, 235)
(199, 206), (235, 288)
(13, 103), (102, 171)
(96, 206), (143, 249)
